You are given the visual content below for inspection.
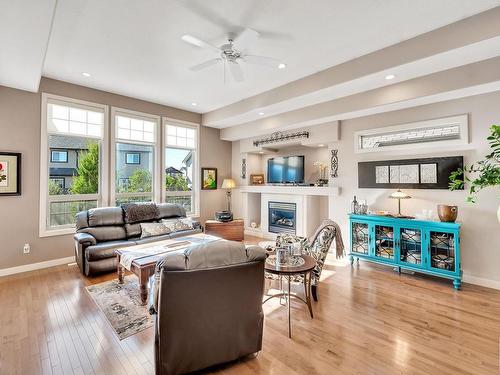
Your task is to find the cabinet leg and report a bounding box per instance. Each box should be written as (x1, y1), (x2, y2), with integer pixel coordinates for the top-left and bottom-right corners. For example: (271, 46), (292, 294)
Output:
(349, 255), (354, 266)
(453, 279), (461, 290)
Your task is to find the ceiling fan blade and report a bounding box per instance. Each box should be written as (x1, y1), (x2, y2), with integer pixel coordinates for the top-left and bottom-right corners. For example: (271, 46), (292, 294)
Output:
(233, 28), (259, 50)
(242, 55), (282, 68)
(228, 61), (244, 82)
(189, 58), (222, 71)
(181, 34), (220, 53)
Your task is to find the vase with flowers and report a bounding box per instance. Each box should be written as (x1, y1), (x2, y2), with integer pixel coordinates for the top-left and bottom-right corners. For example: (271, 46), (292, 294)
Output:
(313, 161), (329, 186)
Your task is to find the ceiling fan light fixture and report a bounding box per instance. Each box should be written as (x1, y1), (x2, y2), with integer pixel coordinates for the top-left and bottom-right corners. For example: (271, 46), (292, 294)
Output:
(278, 63), (286, 69)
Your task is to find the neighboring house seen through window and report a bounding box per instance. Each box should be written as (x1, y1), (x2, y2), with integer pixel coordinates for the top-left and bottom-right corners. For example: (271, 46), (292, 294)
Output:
(164, 122), (198, 214)
(41, 94), (107, 236)
(112, 109), (159, 206)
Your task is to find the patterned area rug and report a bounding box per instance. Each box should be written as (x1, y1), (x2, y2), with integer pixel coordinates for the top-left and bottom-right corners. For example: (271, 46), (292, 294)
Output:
(86, 276), (153, 340)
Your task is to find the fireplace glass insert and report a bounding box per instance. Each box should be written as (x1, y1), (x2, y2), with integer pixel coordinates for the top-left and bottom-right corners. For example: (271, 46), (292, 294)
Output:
(268, 201), (296, 234)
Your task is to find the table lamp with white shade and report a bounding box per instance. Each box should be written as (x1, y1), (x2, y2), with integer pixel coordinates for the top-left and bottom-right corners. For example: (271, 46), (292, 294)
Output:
(221, 178), (236, 213)
(389, 189), (412, 217)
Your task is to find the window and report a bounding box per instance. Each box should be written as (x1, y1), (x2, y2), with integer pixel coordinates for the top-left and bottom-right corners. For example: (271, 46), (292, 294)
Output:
(112, 108), (160, 206)
(126, 153), (141, 164)
(51, 150), (68, 163)
(354, 115), (468, 153)
(164, 122), (199, 215)
(40, 94), (108, 236)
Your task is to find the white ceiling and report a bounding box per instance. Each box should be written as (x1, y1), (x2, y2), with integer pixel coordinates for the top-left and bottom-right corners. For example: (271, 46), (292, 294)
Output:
(2, 0), (499, 114)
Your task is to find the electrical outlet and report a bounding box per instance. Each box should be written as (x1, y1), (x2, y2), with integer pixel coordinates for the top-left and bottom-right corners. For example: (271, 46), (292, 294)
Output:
(23, 243), (30, 254)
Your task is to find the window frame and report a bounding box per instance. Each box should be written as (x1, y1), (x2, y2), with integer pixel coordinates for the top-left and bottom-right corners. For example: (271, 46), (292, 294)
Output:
(110, 107), (161, 207)
(354, 114), (469, 154)
(40, 93), (109, 237)
(50, 149), (68, 163)
(162, 118), (200, 217)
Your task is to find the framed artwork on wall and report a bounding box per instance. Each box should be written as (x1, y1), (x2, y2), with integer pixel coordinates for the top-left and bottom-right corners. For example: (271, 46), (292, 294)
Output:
(0, 152), (21, 196)
(358, 156), (463, 189)
(250, 174), (265, 185)
(201, 167), (217, 190)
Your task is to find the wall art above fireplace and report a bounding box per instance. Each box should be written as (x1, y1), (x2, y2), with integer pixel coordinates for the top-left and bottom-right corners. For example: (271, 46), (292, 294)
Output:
(358, 156), (463, 189)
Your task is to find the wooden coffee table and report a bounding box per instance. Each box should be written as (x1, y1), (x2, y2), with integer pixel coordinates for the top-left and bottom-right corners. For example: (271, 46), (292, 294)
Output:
(263, 254), (316, 338)
(115, 250), (160, 305)
(115, 233), (218, 305)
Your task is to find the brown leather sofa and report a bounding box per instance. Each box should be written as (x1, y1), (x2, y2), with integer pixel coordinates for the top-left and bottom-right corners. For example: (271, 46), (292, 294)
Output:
(150, 240), (266, 375)
(74, 203), (201, 276)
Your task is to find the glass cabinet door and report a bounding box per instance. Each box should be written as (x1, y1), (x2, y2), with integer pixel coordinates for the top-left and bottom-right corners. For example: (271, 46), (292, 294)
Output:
(429, 231), (456, 272)
(399, 228), (422, 266)
(351, 222), (369, 254)
(375, 225), (395, 260)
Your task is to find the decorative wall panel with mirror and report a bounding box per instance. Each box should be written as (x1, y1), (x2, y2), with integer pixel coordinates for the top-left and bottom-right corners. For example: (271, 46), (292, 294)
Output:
(358, 156), (463, 189)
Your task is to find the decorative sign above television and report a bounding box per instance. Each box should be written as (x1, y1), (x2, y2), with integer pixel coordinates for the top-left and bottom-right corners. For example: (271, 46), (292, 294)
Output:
(358, 156), (463, 189)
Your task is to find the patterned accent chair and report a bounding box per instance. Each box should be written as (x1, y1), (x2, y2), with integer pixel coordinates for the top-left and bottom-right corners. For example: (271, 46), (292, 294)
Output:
(267, 219), (338, 301)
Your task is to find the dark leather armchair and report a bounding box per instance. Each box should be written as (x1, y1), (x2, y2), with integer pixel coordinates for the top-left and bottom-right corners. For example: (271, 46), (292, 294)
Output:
(150, 240), (266, 375)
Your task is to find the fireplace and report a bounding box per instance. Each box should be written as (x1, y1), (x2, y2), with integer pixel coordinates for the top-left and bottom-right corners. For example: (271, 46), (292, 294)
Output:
(268, 201), (296, 234)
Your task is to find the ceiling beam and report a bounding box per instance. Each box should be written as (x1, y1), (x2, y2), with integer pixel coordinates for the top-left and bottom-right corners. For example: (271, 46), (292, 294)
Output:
(220, 56), (500, 141)
(204, 6), (500, 128)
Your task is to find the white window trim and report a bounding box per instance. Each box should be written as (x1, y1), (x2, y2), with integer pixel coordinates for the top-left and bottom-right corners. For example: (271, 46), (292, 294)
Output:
(40, 93), (109, 237)
(162, 117), (200, 217)
(110, 107), (161, 206)
(354, 114), (469, 154)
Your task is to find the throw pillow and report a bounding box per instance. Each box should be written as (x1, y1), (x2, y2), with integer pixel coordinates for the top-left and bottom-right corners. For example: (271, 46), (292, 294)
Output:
(140, 222), (171, 239)
(161, 217), (194, 232)
(122, 203), (159, 224)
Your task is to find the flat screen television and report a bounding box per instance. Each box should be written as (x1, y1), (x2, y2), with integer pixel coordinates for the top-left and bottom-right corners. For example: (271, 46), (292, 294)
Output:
(267, 155), (305, 184)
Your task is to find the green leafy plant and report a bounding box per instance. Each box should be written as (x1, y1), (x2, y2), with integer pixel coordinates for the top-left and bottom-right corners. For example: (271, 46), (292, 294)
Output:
(48, 180), (63, 195)
(70, 142), (99, 194)
(449, 125), (500, 203)
(127, 168), (152, 193)
(165, 174), (190, 191)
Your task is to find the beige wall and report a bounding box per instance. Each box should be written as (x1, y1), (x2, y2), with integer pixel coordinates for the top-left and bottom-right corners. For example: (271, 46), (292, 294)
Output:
(232, 91), (500, 285)
(0, 78), (231, 270)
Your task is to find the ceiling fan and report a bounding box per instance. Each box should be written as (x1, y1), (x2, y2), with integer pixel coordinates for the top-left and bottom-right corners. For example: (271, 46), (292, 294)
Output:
(181, 28), (286, 82)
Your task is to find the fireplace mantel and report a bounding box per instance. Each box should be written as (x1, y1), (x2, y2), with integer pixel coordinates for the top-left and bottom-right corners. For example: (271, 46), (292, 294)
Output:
(239, 185), (340, 196)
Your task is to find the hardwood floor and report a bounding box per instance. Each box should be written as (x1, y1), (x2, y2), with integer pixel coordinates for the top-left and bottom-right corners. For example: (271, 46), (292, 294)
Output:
(1, 237), (500, 374)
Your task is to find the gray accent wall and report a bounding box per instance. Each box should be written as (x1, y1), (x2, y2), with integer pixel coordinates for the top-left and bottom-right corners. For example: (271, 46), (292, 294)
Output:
(0, 78), (231, 271)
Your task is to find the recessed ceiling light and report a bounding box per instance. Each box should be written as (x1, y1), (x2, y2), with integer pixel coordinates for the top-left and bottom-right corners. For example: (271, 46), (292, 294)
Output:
(191, 102), (197, 106)
(258, 112), (265, 115)
(318, 144), (325, 147)
(82, 72), (91, 77)
(385, 74), (395, 80)
(278, 63), (286, 69)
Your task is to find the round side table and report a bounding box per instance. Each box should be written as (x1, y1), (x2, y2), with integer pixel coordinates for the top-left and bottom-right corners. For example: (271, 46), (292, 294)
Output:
(263, 254), (316, 338)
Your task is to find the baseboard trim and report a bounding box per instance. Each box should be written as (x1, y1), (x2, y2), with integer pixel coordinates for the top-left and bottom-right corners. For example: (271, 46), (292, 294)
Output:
(462, 274), (500, 290)
(0, 256), (76, 277)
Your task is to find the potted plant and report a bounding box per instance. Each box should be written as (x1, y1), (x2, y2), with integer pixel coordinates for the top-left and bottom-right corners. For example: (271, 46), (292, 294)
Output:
(449, 125), (500, 221)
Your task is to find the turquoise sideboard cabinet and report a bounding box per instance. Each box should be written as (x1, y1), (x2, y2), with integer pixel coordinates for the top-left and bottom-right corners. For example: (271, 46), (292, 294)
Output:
(349, 214), (462, 289)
